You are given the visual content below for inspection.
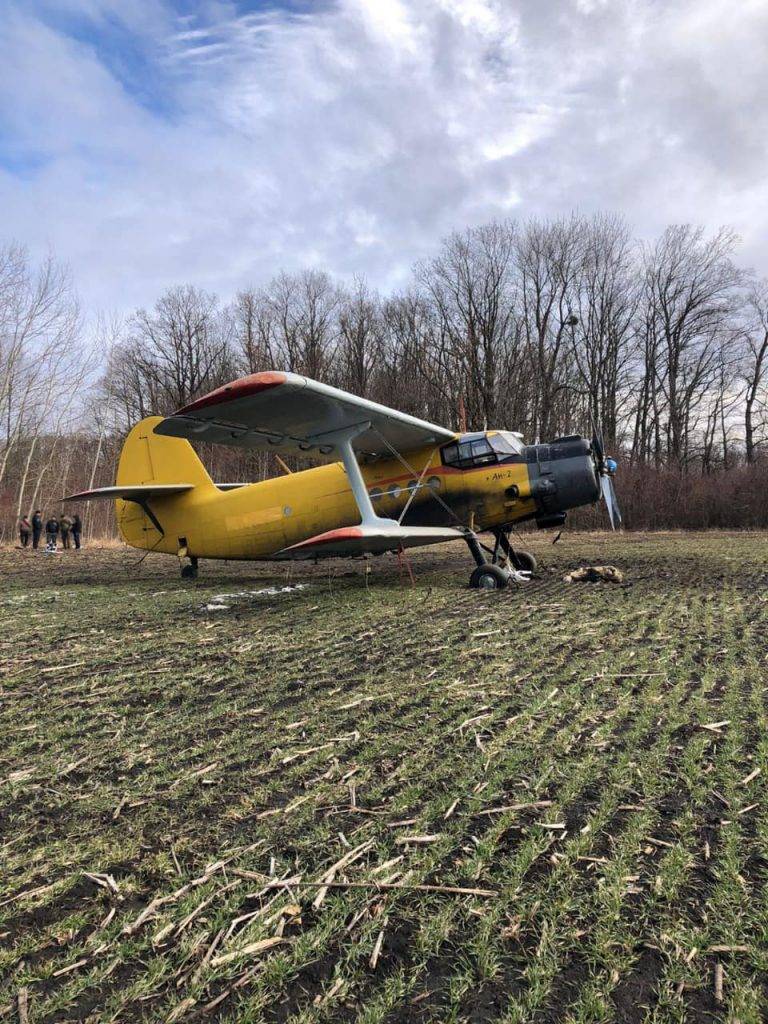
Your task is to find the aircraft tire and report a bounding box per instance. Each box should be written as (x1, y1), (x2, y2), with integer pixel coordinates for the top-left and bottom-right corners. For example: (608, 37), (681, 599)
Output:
(469, 564), (509, 590)
(512, 550), (537, 573)
(181, 564), (198, 580)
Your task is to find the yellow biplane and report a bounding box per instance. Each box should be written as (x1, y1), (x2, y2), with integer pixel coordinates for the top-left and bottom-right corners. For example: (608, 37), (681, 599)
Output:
(66, 371), (620, 589)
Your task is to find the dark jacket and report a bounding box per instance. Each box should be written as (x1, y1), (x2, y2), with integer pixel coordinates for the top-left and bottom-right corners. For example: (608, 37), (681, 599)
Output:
(32, 514), (43, 532)
(72, 515), (82, 533)
(45, 518), (59, 535)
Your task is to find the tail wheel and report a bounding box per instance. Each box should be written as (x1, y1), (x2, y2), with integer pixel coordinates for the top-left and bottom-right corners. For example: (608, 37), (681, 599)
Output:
(181, 564), (198, 580)
(512, 550), (537, 573)
(470, 564), (509, 590)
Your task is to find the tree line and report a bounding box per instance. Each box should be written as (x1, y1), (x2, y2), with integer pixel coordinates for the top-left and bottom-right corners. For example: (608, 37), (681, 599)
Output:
(1, 214), (767, 541)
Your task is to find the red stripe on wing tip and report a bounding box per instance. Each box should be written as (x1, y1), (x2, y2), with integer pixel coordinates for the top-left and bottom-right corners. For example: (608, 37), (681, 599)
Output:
(176, 371), (287, 415)
(289, 527), (364, 549)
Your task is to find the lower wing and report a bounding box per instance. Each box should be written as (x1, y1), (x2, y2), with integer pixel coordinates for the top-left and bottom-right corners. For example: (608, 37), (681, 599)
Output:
(275, 524), (467, 559)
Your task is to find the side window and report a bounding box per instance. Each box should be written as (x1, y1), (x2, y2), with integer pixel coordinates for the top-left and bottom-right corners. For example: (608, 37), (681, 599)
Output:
(470, 439), (495, 465)
(442, 443), (458, 466)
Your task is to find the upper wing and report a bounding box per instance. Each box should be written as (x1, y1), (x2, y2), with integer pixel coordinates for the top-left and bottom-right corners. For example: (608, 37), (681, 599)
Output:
(154, 371), (455, 459)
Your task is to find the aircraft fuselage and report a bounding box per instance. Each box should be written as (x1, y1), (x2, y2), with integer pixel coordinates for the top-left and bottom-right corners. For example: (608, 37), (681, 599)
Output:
(116, 428), (600, 561)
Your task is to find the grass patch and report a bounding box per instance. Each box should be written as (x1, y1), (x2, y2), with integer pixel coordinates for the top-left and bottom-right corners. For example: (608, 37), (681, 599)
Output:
(1, 532), (767, 1023)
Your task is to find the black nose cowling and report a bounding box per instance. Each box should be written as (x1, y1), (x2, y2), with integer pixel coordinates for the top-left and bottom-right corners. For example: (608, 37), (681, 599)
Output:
(525, 435), (601, 526)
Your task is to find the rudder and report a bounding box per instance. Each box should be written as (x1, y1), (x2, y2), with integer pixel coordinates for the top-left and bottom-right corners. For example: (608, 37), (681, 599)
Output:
(116, 416), (214, 490)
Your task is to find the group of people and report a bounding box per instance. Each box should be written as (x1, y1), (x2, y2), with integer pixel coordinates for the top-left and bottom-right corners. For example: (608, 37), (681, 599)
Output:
(19, 511), (83, 551)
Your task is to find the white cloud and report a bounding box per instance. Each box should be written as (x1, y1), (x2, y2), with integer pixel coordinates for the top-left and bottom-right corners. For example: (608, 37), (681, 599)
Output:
(1, 0), (767, 313)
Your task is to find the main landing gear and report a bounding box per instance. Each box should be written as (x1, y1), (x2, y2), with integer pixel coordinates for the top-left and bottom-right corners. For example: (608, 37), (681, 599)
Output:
(465, 528), (537, 590)
(181, 556), (199, 580)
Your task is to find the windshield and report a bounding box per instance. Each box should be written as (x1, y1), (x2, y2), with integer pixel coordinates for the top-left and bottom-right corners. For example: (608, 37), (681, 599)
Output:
(489, 431), (525, 459)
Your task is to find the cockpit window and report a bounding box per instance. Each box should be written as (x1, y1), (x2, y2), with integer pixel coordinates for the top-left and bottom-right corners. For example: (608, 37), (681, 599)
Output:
(471, 439), (496, 463)
(442, 436), (497, 469)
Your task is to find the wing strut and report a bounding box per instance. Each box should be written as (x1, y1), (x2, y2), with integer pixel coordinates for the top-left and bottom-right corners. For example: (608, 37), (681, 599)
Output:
(274, 421), (469, 560)
(331, 422), (398, 528)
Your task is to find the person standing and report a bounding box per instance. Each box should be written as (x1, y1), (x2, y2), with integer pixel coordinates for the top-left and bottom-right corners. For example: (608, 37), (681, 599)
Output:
(32, 510), (43, 549)
(19, 516), (31, 547)
(60, 512), (73, 550)
(72, 512), (82, 550)
(45, 515), (59, 551)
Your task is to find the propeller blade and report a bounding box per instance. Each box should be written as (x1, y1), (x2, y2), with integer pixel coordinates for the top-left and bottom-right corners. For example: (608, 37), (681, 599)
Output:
(609, 477), (622, 528)
(591, 431), (605, 469)
(600, 475), (614, 529)
(600, 474), (622, 530)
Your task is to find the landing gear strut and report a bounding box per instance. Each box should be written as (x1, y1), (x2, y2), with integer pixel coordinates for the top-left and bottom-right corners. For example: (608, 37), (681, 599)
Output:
(181, 556), (198, 580)
(491, 529), (537, 574)
(465, 528), (536, 590)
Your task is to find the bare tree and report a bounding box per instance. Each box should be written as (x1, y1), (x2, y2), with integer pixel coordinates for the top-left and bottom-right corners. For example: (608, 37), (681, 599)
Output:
(257, 270), (340, 378)
(130, 285), (235, 413)
(417, 221), (519, 429)
(102, 286), (236, 425)
(515, 216), (584, 440)
(640, 226), (744, 467)
(0, 245), (88, 534)
(377, 291), (448, 424)
(337, 277), (382, 397)
(569, 215), (638, 446)
(231, 288), (278, 373)
(0, 246), (81, 486)
(743, 281), (768, 463)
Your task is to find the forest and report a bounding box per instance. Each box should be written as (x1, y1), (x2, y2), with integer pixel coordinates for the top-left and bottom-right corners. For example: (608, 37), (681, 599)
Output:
(1, 213), (766, 541)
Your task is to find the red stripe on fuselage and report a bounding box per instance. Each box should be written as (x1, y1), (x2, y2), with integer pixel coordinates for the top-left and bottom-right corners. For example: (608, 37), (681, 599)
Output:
(366, 460), (521, 490)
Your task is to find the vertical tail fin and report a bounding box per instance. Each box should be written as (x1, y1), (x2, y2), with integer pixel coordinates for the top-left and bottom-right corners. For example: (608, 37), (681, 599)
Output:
(116, 416), (214, 490)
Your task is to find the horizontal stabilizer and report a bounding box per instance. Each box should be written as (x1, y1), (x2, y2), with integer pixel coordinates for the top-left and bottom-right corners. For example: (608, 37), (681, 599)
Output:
(275, 523), (467, 560)
(64, 484), (195, 502)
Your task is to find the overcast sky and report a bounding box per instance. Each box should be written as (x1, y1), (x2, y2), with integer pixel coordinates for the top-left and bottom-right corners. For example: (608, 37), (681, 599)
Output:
(1, 0), (766, 312)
